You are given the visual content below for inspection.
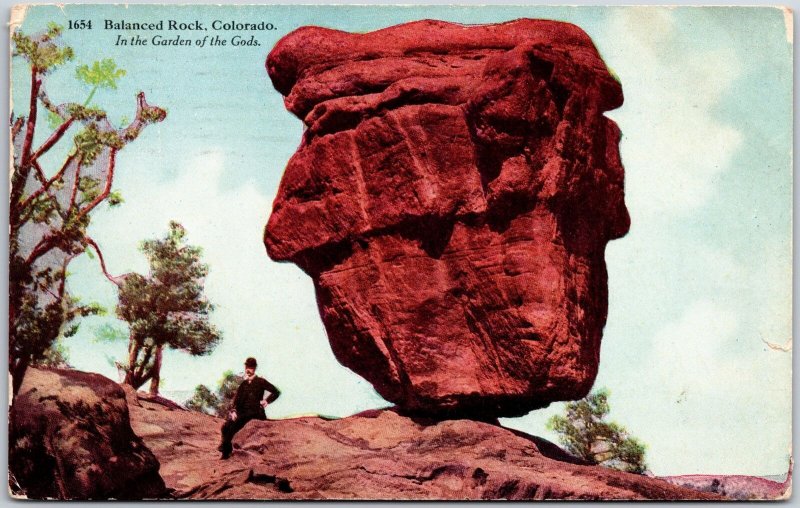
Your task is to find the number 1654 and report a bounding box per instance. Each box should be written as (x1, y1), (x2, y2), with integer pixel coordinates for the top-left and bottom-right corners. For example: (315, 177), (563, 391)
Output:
(68, 20), (93, 29)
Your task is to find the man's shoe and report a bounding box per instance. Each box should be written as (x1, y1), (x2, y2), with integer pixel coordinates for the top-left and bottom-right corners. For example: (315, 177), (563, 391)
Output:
(220, 451), (231, 460)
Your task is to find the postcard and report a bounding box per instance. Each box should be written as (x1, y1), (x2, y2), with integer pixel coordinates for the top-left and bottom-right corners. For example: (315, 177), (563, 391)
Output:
(7, 4), (792, 501)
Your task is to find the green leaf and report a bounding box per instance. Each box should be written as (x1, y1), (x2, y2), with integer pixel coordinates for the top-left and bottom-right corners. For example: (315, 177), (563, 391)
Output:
(47, 110), (64, 129)
(107, 189), (124, 207)
(62, 323), (80, 338)
(94, 322), (128, 343)
(12, 28), (73, 71)
(82, 302), (107, 316)
(46, 22), (63, 38)
(76, 58), (126, 90)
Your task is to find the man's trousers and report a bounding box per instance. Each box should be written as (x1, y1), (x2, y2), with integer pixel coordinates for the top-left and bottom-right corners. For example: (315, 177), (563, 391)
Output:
(219, 412), (265, 456)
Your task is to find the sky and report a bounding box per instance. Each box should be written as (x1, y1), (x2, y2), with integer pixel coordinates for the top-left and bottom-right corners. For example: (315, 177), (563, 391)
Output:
(10, 5), (792, 477)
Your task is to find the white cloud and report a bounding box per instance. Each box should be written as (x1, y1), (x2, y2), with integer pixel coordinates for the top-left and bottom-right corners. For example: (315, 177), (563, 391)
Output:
(647, 299), (739, 395)
(614, 295), (791, 475)
(69, 146), (384, 417)
(600, 8), (743, 217)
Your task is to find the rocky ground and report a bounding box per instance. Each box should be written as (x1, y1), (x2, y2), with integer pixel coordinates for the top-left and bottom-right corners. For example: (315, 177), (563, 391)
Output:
(125, 389), (721, 500)
(13, 367), (786, 500)
(660, 473), (791, 500)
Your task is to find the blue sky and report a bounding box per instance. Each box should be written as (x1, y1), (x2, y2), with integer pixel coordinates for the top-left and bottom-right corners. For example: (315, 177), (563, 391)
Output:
(11, 5), (792, 477)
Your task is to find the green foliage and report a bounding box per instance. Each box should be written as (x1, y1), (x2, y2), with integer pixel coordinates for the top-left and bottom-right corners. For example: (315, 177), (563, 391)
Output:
(64, 103), (107, 121)
(107, 189), (124, 207)
(94, 322), (128, 343)
(10, 264), (104, 376)
(47, 110), (64, 129)
(185, 370), (243, 416)
(12, 25), (74, 72)
(547, 388), (648, 474)
(118, 222), (221, 389)
(73, 125), (123, 165)
(77, 301), (106, 317)
(76, 58), (126, 108)
(216, 370), (243, 414)
(62, 323), (80, 338)
(28, 194), (59, 224)
(35, 338), (71, 368)
(139, 106), (167, 123)
(185, 384), (218, 414)
(76, 58), (126, 90)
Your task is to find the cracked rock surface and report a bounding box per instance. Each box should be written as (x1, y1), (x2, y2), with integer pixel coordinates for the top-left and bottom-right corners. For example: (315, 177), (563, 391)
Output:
(265, 19), (630, 418)
(126, 393), (717, 500)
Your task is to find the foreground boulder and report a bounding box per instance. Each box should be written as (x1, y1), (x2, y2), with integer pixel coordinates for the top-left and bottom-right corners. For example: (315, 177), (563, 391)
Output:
(264, 19), (630, 418)
(9, 368), (168, 500)
(126, 394), (720, 500)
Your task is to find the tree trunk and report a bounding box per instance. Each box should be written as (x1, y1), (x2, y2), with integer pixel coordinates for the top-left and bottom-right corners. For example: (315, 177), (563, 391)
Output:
(148, 344), (163, 396)
(11, 356), (29, 398)
(124, 337), (145, 389)
(123, 370), (141, 389)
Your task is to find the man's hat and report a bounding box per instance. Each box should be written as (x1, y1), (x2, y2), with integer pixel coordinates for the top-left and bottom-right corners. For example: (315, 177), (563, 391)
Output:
(245, 357), (258, 368)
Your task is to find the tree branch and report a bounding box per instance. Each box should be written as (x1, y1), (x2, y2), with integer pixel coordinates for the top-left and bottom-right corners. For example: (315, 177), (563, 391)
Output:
(25, 234), (59, 267)
(139, 368), (155, 386)
(37, 86), (63, 115)
(20, 67), (41, 167)
(11, 116), (24, 140)
(84, 236), (125, 286)
(10, 69), (42, 212)
(53, 257), (70, 301)
(31, 158), (49, 186)
(134, 345), (154, 382)
(29, 117), (75, 163)
(73, 148), (117, 222)
(31, 160), (67, 221)
(67, 159), (83, 215)
(18, 153), (76, 212)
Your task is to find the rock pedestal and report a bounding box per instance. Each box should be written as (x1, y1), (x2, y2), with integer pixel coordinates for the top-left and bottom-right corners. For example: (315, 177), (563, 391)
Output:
(265, 19), (630, 417)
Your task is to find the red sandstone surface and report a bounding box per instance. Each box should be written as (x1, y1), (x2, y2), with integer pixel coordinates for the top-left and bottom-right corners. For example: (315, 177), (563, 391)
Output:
(124, 389), (719, 500)
(660, 473), (791, 500)
(264, 19), (630, 417)
(9, 368), (167, 499)
(9, 368), (766, 500)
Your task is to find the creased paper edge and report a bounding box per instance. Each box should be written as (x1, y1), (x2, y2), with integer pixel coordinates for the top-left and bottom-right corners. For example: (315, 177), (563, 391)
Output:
(8, 5), (29, 198)
(781, 6), (793, 43)
(9, 4), (28, 34)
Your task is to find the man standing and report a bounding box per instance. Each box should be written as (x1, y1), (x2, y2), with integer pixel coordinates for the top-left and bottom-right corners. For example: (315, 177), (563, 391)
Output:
(218, 357), (281, 459)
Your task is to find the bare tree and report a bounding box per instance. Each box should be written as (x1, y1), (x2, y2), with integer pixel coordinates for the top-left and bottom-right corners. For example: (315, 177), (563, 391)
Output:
(9, 24), (166, 395)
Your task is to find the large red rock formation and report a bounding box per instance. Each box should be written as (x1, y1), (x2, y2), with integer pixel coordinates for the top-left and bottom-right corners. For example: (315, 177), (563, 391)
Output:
(265, 19), (630, 418)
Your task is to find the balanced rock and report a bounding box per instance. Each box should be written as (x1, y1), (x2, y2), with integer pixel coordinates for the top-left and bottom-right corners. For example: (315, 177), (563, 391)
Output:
(9, 368), (168, 499)
(265, 19), (630, 417)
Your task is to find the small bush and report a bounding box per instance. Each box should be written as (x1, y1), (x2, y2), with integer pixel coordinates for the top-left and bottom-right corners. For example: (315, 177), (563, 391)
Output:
(547, 388), (647, 474)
